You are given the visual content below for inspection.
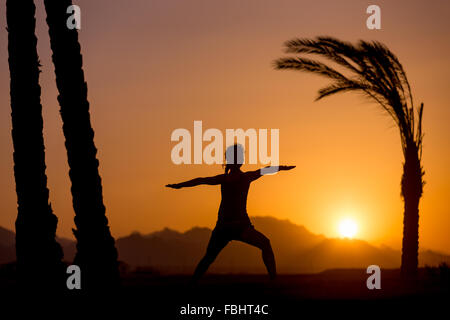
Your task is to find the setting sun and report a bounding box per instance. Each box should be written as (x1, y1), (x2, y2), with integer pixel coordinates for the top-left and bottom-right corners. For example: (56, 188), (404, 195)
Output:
(338, 219), (358, 239)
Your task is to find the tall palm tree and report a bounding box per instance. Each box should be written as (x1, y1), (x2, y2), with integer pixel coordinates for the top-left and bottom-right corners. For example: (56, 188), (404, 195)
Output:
(43, 0), (119, 289)
(275, 37), (424, 277)
(7, 0), (65, 289)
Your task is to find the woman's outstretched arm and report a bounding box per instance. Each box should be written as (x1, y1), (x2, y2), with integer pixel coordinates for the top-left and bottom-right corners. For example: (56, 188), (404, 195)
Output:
(166, 174), (224, 189)
(246, 165), (295, 181)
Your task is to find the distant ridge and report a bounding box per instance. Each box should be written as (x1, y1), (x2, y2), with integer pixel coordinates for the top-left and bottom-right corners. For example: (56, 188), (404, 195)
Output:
(1, 217), (449, 273)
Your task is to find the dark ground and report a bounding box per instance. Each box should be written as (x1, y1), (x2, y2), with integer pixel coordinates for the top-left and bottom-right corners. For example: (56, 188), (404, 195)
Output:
(122, 268), (449, 317)
(1, 267), (449, 317)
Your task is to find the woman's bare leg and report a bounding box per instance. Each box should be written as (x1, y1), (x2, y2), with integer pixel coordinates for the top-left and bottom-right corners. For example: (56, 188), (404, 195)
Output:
(239, 227), (276, 279)
(191, 229), (229, 284)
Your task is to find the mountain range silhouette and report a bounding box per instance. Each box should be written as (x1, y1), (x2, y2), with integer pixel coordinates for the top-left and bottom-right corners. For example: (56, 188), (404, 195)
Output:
(1, 216), (449, 273)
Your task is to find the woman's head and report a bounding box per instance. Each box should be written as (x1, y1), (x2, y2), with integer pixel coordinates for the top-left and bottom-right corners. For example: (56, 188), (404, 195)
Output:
(224, 144), (244, 174)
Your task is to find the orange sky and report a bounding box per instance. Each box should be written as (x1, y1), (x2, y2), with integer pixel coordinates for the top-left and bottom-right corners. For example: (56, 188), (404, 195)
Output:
(0, 0), (449, 253)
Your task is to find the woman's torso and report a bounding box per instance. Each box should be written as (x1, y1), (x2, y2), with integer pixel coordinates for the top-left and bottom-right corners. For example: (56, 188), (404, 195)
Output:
(217, 172), (251, 226)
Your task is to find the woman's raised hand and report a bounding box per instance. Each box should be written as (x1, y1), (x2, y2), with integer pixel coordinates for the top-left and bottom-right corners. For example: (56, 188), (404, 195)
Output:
(279, 165), (296, 171)
(166, 183), (182, 189)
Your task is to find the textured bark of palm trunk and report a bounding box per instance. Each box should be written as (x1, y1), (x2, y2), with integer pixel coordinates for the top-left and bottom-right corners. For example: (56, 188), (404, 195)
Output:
(400, 144), (423, 278)
(43, 0), (120, 290)
(401, 193), (420, 277)
(7, 0), (65, 290)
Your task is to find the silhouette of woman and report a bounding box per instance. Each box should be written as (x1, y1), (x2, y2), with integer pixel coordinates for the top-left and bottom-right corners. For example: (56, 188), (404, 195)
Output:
(166, 144), (295, 283)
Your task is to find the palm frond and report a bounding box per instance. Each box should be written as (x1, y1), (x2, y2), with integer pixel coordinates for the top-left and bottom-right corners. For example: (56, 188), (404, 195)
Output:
(275, 57), (348, 82)
(284, 37), (362, 75)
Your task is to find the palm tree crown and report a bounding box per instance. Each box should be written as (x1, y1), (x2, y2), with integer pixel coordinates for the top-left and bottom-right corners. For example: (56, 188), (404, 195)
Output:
(275, 36), (423, 158)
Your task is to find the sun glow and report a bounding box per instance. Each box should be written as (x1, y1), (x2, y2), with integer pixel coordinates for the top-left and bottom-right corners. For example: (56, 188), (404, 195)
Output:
(338, 218), (358, 239)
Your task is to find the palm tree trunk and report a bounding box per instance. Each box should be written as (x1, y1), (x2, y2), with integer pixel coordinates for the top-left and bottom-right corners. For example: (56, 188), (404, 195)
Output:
(7, 0), (64, 289)
(43, 0), (119, 289)
(400, 142), (423, 277)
